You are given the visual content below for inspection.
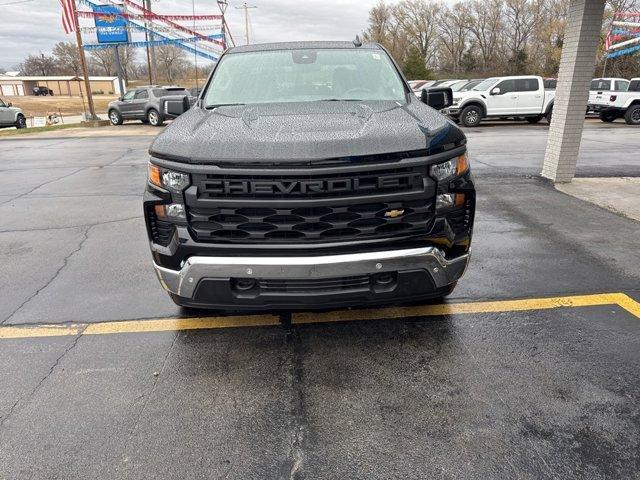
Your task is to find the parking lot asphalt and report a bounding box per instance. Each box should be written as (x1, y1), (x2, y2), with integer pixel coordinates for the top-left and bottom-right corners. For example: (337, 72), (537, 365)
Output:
(0, 119), (639, 479)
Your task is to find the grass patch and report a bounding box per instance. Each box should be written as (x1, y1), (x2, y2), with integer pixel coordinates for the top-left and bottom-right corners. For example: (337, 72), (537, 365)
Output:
(1, 95), (116, 117)
(0, 123), (85, 137)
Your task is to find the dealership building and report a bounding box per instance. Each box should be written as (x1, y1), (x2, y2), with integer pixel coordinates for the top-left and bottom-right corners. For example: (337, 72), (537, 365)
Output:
(0, 75), (124, 97)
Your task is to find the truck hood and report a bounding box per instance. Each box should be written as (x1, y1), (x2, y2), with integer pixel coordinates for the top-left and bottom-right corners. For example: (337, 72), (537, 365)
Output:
(149, 100), (465, 164)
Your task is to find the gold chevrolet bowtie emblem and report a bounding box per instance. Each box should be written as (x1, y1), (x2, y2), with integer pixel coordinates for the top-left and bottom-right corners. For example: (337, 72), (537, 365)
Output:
(384, 209), (405, 218)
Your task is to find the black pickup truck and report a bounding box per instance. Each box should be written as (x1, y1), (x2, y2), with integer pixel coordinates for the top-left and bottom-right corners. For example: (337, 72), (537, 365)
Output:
(144, 41), (475, 310)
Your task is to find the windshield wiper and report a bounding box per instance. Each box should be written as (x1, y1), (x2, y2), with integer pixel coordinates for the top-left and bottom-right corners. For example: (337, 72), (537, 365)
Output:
(316, 98), (363, 102)
(205, 103), (246, 109)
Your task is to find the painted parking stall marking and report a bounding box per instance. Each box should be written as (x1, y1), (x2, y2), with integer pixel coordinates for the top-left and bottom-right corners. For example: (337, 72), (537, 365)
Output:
(1, 292), (639, 341)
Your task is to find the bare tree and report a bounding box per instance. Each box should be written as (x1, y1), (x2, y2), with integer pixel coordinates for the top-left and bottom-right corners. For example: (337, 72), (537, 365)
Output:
(393, 0), (442, 67)
(52, 42), (81, 76)
(438, 2), (472, 73)
(20, 53), (58, 76)
(155, 45), (189, 83)
(89, 48), (116, 76)
(466, 0), (505, 72)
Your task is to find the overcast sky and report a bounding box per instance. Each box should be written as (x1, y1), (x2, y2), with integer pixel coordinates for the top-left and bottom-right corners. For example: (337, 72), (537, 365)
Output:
(0, 0), (390, 69)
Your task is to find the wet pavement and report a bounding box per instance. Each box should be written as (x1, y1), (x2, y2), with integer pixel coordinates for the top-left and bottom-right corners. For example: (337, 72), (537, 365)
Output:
(0, 120), (639, 479)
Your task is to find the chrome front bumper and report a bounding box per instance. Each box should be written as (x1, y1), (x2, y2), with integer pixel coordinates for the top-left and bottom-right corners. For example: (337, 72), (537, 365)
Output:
(153, 247), (470, 300)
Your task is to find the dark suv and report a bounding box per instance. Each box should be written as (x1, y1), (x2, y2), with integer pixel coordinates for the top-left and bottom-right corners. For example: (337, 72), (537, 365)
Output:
(108, 86), (192, 126)
(144, 41), (475, 311)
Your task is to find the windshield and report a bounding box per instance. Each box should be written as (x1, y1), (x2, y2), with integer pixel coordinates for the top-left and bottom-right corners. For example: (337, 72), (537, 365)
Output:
(450, 80), (469, 92)
(203, 48), (407, 106)
(0, 99), (5, 107)
(472, 78), (499, 91)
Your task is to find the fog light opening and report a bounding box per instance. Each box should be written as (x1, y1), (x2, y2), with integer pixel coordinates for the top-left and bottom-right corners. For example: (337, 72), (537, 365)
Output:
(235, 278), (257, 291)
(373, 273), (395, 286)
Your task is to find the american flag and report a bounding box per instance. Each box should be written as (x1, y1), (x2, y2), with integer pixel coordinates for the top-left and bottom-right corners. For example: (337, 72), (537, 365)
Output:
(59, 0), (76, 34)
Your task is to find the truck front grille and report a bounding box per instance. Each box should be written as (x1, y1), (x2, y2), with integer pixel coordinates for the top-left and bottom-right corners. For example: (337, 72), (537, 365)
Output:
(188, 200), (433, 243)
(185, 162), (437, 244)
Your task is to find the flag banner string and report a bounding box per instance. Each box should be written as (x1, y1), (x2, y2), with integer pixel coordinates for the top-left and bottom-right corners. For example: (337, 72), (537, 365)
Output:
(76, 0), (221, 60)
(611, 29), (640, 36)
(80, 24), (222, 33)
(613, 12), (640, 17)
(107, 0), (224, 47)
(76, 11), (222, 21)
(606, 43), (640, 58)
(83, 35), (221, 50)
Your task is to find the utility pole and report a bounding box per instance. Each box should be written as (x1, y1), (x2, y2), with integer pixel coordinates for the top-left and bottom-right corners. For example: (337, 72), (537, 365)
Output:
(144, 0), (157, 84)
(71, 0), (98, 120)
(235, 2), (256, 45)
(217, 0), (236, 49)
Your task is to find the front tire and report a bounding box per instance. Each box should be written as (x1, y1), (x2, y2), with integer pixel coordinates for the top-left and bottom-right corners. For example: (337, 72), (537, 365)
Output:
(108, 109), (123, 125)
(599, 111), (618, 123)
(546, 107), (553, 124)
(460, 105), (482, 127)
(15, 115), (26, 129)
(624, 105), (640, 125)
(147, 108), (164, 127)
(526, 115), (543, 124)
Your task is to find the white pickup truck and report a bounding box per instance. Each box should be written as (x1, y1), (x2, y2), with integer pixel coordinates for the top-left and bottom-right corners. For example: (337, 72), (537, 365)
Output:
(442, 76), (555, 127)
(588, 78), (640, 125)
(587, 78), (630, 111)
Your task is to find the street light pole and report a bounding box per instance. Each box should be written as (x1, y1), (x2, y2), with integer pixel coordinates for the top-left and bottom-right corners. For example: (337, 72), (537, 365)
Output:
(71, 0), (98, 120)
(235, 2), (256, 45)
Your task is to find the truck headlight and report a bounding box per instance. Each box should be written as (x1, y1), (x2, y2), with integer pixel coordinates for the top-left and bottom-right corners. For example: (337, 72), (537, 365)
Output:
(148, 163), (190, 192)
(429, 153), (469, 182)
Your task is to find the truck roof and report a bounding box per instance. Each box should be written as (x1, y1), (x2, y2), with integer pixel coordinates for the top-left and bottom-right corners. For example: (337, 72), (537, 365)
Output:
(227, 41), (382, 54)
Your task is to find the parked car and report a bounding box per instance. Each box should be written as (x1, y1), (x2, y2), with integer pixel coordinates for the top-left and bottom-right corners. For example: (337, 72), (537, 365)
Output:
(145, 41), (475, 311)
(411, 80), (438, 95)
(0, 98), (27, 129)
(107, 86), (192, 127)
(587, 78), (629, 113)
(589, 77), (640, 125)
(442, 76), (556, 127)
(452, 79), (483, 92)
(32, 86), (54, 96)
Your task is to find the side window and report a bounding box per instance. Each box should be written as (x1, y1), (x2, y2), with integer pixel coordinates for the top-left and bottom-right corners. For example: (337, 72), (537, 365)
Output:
(135, 90), (149, 100)
(615, 80), (629, 91)
(122, 90), (136, 101)
(495, 79), (515, 94)
(629, 80), (640, 92)
(0, 99), (5, 108)
(515, 78), (539, 92)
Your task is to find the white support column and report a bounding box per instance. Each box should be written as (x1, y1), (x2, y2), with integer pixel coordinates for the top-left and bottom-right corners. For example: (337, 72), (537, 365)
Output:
(541, 0), (606, 183)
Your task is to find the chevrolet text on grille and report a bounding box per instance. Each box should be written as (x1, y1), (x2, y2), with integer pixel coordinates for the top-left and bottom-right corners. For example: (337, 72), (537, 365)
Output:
(203, 173), (424, 195)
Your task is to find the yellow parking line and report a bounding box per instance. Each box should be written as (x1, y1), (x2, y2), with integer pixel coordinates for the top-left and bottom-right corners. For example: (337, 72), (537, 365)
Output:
(293, 292), (636, 324)
(0, 293), (638, 340)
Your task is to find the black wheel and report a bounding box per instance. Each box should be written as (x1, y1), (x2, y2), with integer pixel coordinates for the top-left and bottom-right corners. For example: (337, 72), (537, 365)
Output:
(526, 115), (543, 124)
(546, 107), (553, 123)
(15, 115), (26, 129)
(147, 108), (164, 127)
(599, 111), (617, 123)
(460, 105), (482, 127)
(624, 105), (640, 125)
(108, 109), (123, 125)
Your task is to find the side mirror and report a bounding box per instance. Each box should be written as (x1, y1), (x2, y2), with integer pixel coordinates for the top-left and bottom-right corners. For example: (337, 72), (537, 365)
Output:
(420, 87), (453, 110)
(165, 96), (190, 117)
(491, 87), (501, 95)
(7, 102), (12, 107)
